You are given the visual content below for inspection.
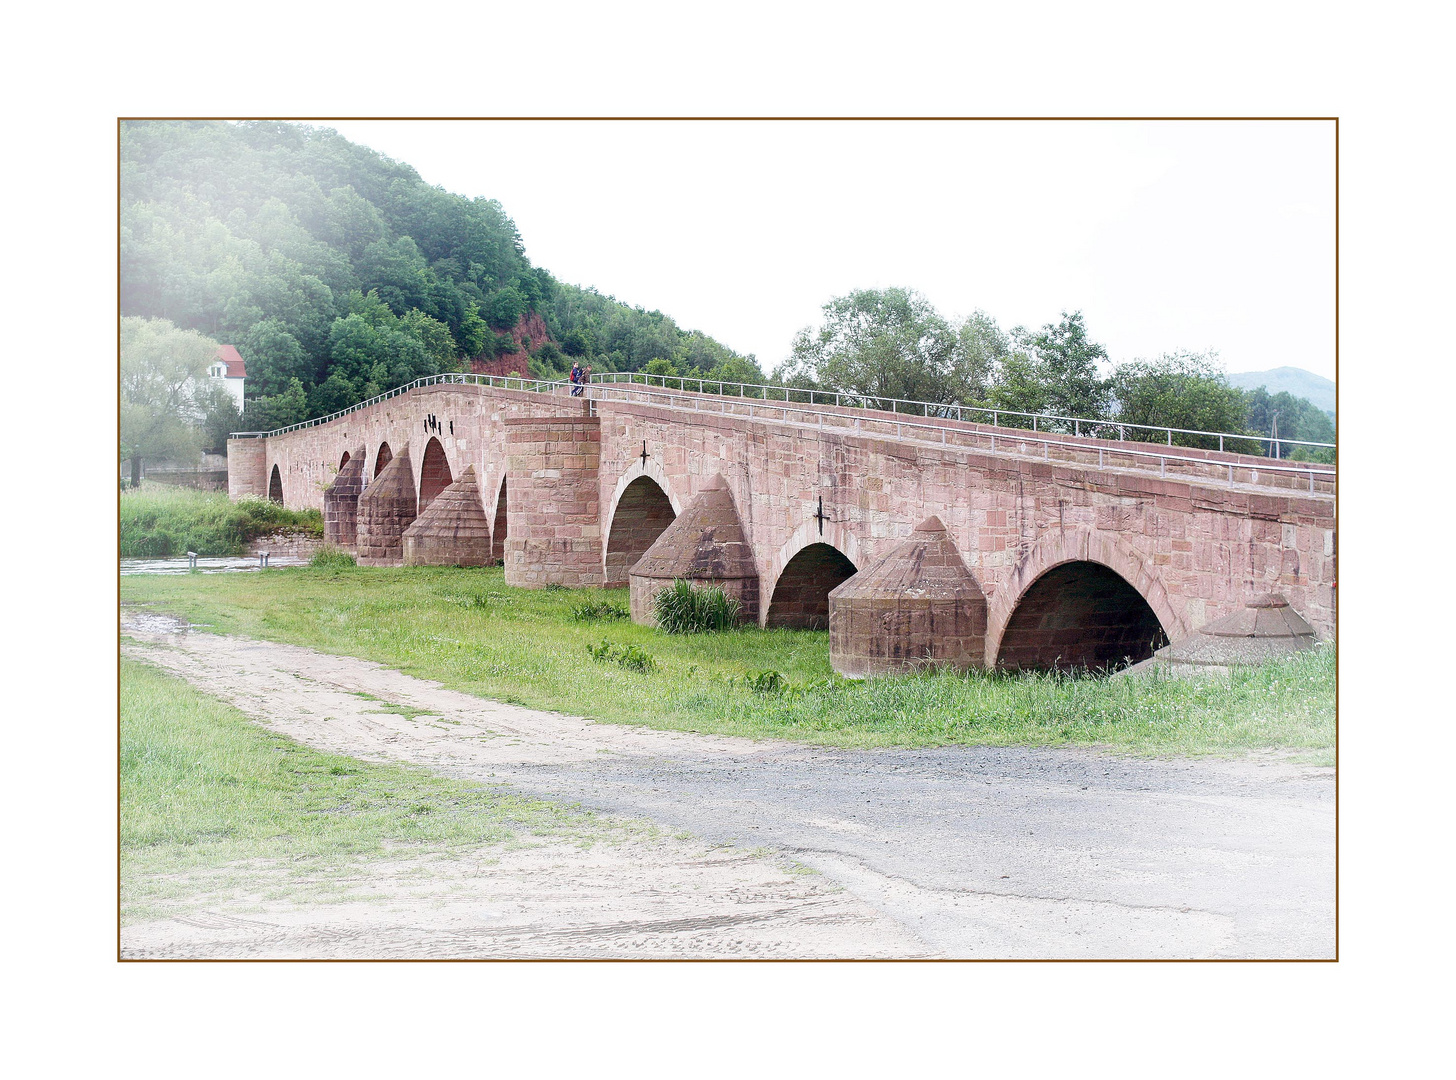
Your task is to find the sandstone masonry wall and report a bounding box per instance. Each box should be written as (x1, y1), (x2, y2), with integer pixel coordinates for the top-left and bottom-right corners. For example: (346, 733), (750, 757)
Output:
(227, 438), (267, 499)
(505, 415), (603, 588)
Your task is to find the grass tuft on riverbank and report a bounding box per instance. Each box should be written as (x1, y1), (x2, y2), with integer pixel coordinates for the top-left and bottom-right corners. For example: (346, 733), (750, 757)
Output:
(120, 657), (605, 923)
(120, 484), (322, 557)
(121, 565), (1335, 759)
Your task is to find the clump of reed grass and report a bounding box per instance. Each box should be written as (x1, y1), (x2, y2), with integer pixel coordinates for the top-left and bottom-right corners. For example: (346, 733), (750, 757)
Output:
(309, 545), (356, 570)
(653, 580), (740, 634)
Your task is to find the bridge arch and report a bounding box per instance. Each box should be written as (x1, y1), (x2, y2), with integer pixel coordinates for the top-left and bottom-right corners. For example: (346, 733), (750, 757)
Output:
(985, 528), (1183, 672)
(490, 473), (508, 565)
(602, 460), (683, 586)
(267, 464), (283, 503)
(373, 442), (393, 478)
(762, 519), (864, 629)
(418, 436), (453, 511)
(339, 450), (351, 470)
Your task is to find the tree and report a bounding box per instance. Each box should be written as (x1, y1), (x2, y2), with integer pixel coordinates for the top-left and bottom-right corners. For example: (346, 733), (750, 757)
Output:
(1005, 310), (1111, 425)
(198, 384), (244, 453)
(324, 308), (431, 405)
(532, 341), (566, 374)
(455, 304), (490, 358)
(241, 318), (312, 398)
(642, 356), (681, 380)
(484, 286), (528, 331)
(1108, 351), (1258, 450)
(120, 317), (218, 486)
(950, 310), (1011, 408)
(306, 371), (359, 418)
(397, 308), (460, 372)
(984, 349), (1048, 422)
(1244, 387), (1336, 460)
(773, 288), (959, 411)
(562, 327), (594, 358)
(358, 235), (431, 315)
(242, 376), (308, 432)
(706, 352), (767, 389)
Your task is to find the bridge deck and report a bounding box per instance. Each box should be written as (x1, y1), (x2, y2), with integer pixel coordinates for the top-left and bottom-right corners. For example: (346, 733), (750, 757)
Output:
(574, 380), (1336, 499)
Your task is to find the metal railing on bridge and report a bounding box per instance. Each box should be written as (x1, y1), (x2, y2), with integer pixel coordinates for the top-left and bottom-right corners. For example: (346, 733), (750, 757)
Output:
(230, 370), (1336, 494)
(590, 371), (1336, 457)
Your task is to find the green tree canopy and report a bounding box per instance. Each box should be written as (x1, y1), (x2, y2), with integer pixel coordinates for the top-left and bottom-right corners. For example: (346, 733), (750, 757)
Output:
(1108, 351), (1258, 450)
(198, 384), (244, 454)
(241, 318), (313, 398)
(244, 376), (308, 432)
(998, 310), (1111, 425)
(705, 352), (768, 388)
(1244, 386), (1335, 460)
(951, 310), (1011, 407)
(120, 316), (219, 485)
(773, 288), (961, 410)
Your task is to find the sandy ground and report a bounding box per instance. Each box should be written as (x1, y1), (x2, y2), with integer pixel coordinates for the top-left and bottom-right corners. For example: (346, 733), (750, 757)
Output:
(124, 844), (928, 960)
(120, 611), (1335, 959)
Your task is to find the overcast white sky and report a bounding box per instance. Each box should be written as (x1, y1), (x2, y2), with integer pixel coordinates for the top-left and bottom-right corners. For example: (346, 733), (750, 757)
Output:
(319, 119), (1334, 381)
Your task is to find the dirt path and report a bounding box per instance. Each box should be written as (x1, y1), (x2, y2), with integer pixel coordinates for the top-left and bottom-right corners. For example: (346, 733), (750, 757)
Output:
(120, 614), (1335, 959)
(120, 616), (928, 959)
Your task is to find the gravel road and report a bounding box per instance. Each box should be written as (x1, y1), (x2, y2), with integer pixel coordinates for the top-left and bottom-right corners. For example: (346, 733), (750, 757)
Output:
(120, 615), (1334, 959)
(505, 743), (1333, 958)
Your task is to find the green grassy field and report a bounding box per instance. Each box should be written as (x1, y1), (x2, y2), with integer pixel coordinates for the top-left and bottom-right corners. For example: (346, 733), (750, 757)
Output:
(121, 563), (1335, 760)
(121, 657), (616, 923)
(120, 484), (323, 557)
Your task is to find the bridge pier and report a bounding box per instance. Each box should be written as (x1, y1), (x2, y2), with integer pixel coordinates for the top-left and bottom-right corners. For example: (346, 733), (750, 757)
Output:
(227, 438), (267, 499)
(504, 416), (604, 588)
(356, 443), (417, 566)
(322, 448), (366, 545)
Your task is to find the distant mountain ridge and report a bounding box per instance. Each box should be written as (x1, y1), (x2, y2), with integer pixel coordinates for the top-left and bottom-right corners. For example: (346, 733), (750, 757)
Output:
(1226, 367), (1335, 416)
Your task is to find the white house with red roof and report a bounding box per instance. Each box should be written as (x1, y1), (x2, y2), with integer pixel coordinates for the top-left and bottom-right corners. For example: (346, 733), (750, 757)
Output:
(207, 344), (247, 410)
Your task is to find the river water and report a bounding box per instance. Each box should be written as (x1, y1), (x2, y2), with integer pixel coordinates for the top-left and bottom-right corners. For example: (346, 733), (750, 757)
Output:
(120, 555), (309, 575)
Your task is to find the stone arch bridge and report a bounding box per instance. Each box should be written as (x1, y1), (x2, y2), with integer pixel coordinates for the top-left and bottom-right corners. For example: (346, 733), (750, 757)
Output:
(228, 375), (1335, 669)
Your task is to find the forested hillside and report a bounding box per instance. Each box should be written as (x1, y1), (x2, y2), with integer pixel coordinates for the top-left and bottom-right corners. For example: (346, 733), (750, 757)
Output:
(120, 122), (1333, 465)
(1226, 367), (1336, 417)
(120, 121), (759, 434)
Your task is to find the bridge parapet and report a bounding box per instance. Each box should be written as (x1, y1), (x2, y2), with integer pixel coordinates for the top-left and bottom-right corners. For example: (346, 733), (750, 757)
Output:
(579, 381), (1335, 497)
(229, 371), (1335, 498)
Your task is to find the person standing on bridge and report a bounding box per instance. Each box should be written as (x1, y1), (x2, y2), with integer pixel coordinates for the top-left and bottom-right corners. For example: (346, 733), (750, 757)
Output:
(569, 360), (583, 396)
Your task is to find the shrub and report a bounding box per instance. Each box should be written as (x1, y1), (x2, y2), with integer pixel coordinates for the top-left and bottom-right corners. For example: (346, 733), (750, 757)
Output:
(571, 600), (629, 622)
(119, 485), (323, 557)
(309, 545), (356, 570)
(652, 580), (741, 634)
(585, 640), (655, 672)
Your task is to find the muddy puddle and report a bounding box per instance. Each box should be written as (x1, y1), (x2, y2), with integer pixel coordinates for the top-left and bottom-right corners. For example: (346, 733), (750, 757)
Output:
(121, 610), (197, 635)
